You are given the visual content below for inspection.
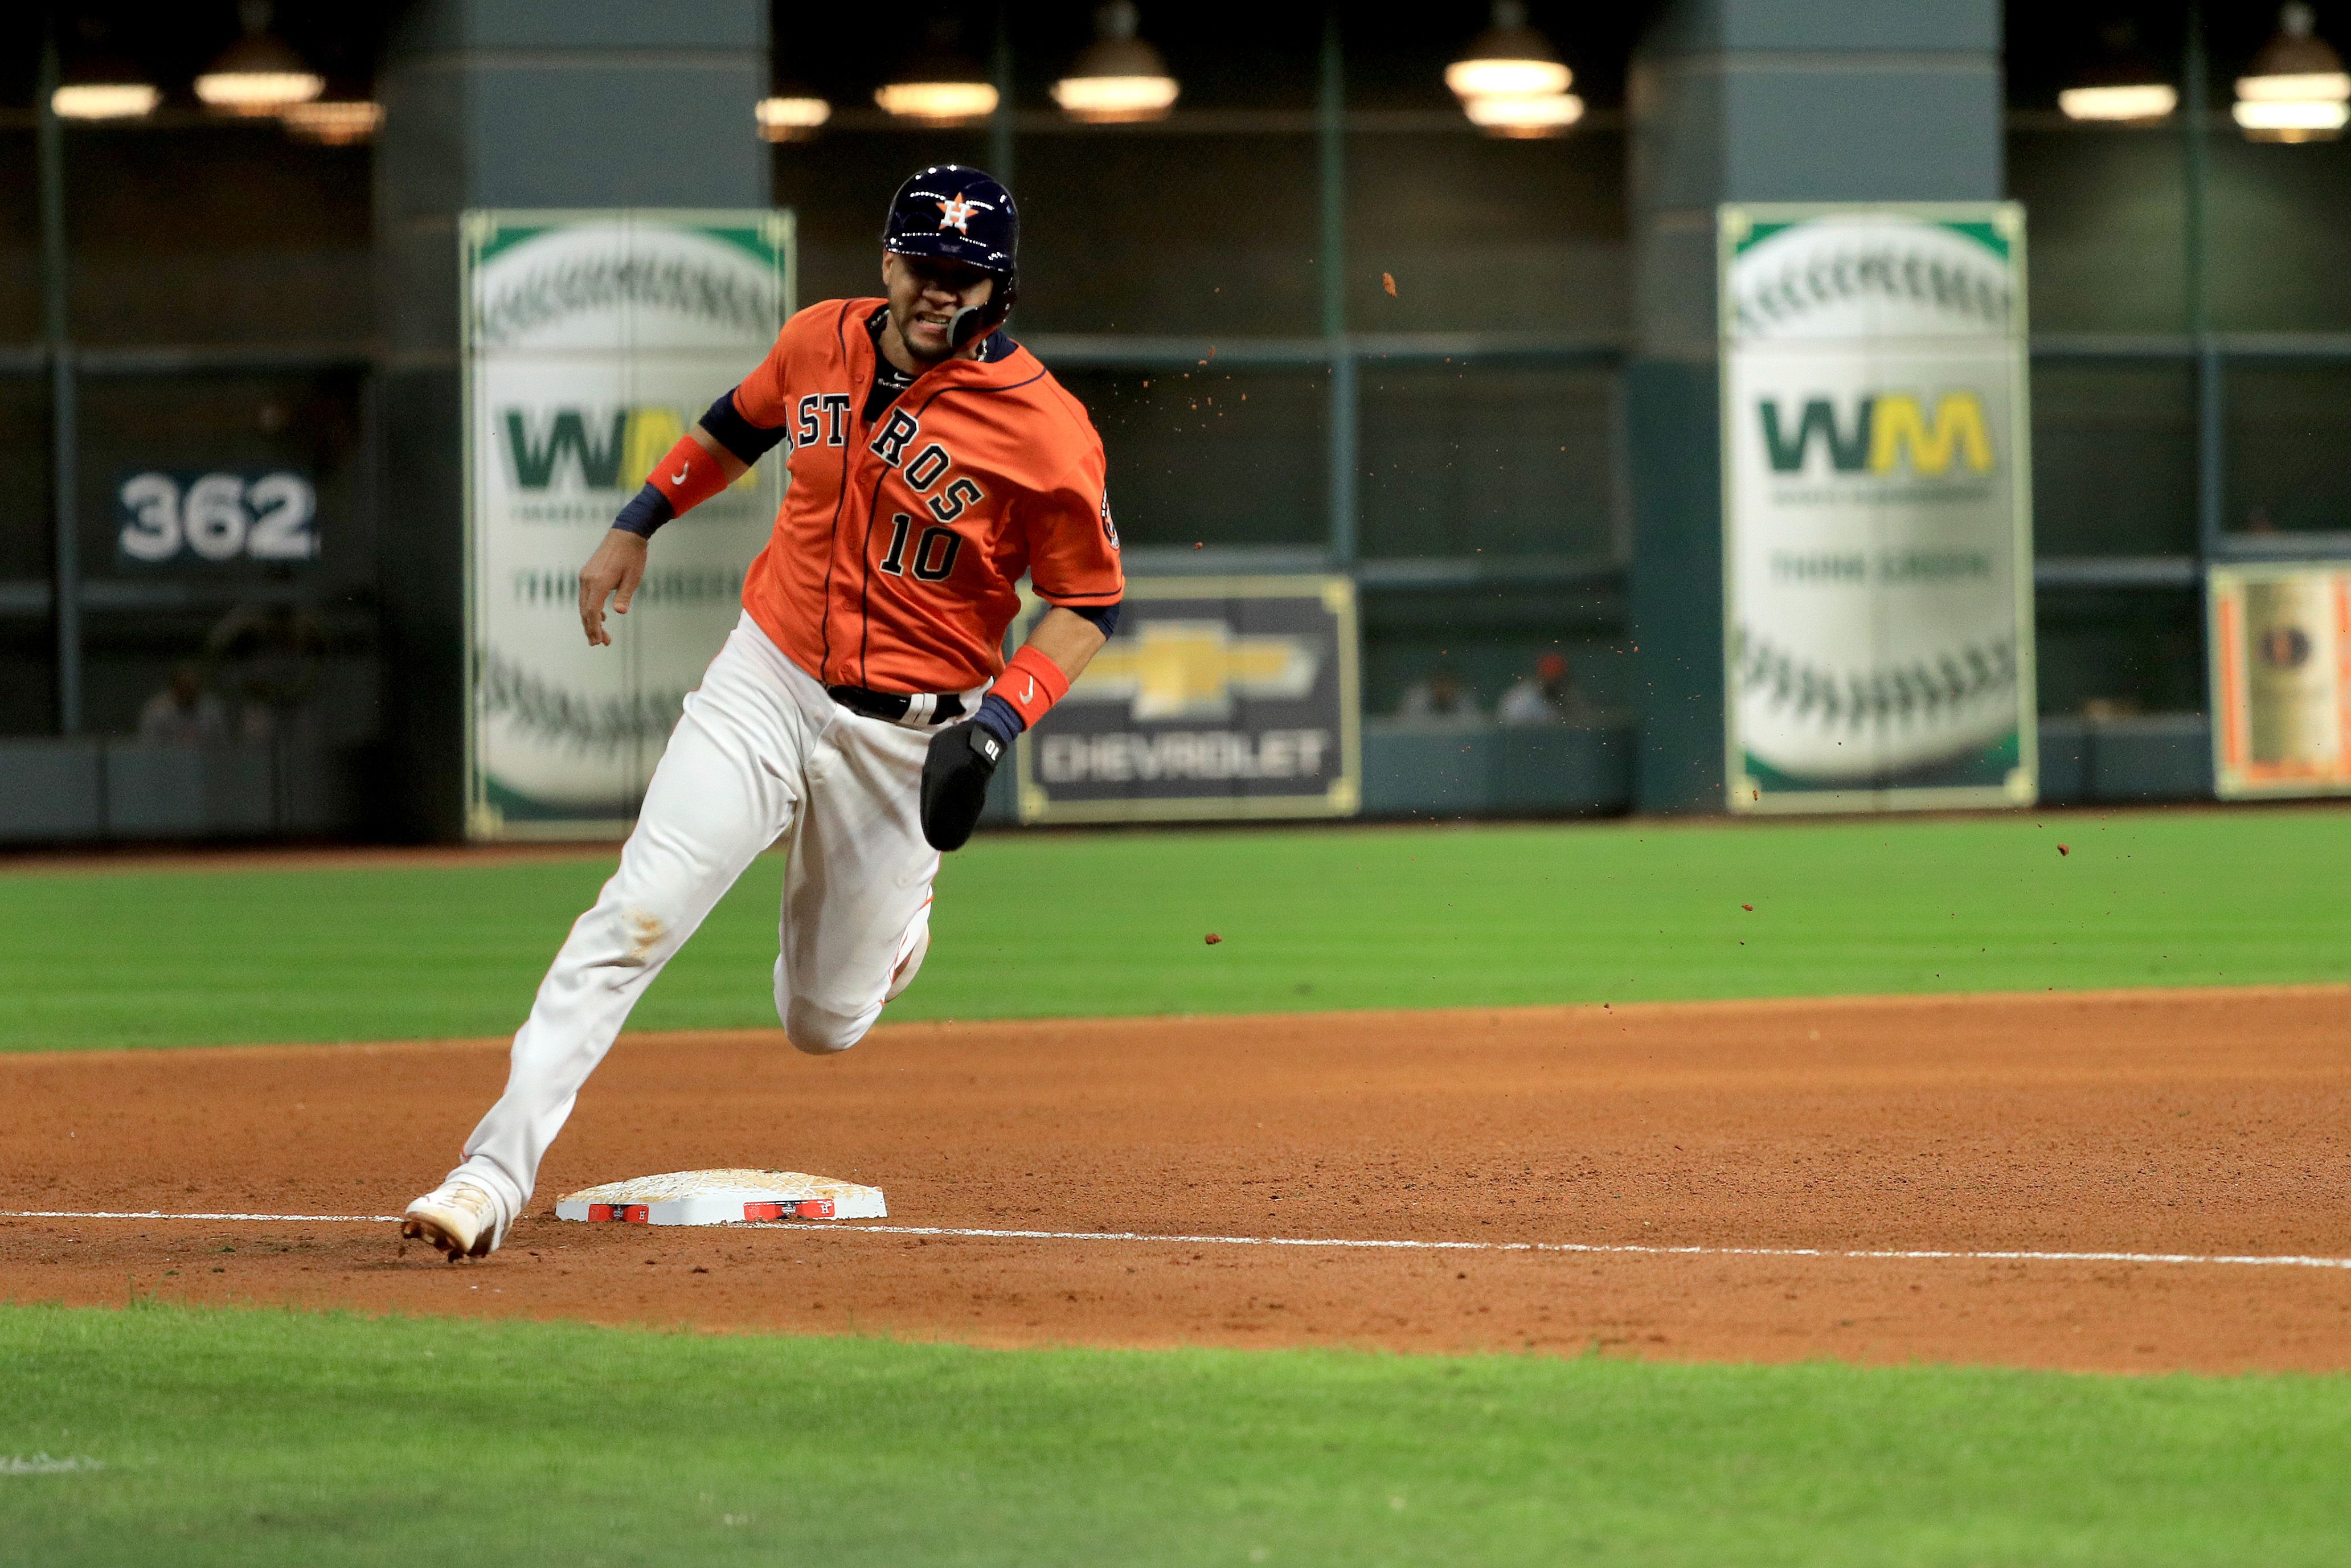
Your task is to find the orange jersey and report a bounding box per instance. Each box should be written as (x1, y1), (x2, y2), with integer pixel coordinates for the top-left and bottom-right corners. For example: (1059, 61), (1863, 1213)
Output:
(731, 298), (1122, 694)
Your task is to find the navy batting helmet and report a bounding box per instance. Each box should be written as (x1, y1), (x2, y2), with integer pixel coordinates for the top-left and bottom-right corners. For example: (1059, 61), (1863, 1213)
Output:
(883, 164), (1019, 349)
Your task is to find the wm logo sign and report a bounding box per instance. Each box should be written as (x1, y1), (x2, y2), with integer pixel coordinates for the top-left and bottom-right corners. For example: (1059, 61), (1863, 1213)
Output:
(1760, 392), (1994, 477)
(502, 406), (689, 492)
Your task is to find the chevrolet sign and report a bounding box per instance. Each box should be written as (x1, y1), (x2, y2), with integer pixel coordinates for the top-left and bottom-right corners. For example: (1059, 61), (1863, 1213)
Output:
(1015, 576), (1361, 823)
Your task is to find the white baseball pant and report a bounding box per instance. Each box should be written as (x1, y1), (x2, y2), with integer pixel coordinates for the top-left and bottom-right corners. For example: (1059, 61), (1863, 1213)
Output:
(440, 611), (954, 1230)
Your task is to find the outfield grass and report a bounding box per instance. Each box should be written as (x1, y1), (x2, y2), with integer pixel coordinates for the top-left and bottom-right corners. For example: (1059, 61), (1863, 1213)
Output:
(1, 1301), (2344, 1567)
(2, 808), (2346, 1051)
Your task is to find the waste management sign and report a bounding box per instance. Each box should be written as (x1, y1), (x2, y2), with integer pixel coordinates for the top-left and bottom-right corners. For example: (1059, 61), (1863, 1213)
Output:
(1014, 576), (1361, 824)
(1721, 204), (2037, 812)
(462, 210), (792, 838)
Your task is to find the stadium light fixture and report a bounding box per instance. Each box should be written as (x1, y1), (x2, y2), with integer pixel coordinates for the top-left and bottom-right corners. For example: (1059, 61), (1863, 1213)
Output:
(52, 75), (162, 121)
(284, 99), (383, 145)
(1446, 1), (1572, 104)
(876, 19), (998, 126)
(194, 1), (323, 117)
(50, 17), (161, 120)
(1052, 2), (1179, 124)
(1464, 91), (1585, 138)
(756, 93), (833, 142)
(2058, 21), (2176, 122)
(2235, 2), (2350, 142)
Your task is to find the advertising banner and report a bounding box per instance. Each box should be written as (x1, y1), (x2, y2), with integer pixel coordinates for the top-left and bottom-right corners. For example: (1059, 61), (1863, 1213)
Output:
(462, 210), (792, 838)
(1719, 204), (2037, 813)
(1014, 576), (1361, 824)
(2209, 563), (2351, 798)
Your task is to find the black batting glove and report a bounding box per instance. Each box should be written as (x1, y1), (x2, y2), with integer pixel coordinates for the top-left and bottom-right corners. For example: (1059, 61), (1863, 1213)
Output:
(920, 721), (1005, 851)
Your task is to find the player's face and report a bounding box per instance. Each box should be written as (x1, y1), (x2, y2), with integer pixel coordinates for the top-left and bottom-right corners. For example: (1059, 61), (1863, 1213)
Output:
(883, 252), (997, 361)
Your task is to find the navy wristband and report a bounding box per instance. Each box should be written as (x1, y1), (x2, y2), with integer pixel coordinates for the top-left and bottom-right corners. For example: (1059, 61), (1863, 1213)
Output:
(972, 693), (1025, 748)
(613, 482), (674, 539)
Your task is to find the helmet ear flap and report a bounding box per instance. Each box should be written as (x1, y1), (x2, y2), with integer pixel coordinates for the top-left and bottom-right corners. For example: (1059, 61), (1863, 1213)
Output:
(947, 270), (1016, 351)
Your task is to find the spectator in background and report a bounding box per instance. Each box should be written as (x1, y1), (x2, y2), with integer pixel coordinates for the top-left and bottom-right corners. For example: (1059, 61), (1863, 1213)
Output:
(1396, 667), (1478, 719)
(207, 601), (329, 744)
(1498, 652), (1592, 725)
(136, 662), (229, 747)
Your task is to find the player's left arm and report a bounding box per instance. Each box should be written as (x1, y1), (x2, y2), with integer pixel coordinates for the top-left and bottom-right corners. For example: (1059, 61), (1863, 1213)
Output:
(1018, 605), (1109, 685)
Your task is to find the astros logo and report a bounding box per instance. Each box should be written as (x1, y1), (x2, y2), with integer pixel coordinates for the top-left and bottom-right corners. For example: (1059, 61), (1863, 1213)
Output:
(935, 192), (993, 234)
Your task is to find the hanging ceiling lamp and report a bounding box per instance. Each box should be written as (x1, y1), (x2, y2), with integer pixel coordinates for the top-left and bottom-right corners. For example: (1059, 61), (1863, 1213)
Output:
(875, 19), (998, 126)
(52, 54), (161, 121)
(2235, 2), (2350, 142)
(194, 1), (324, 117)
(1464, 90), (1585, 138)
(284, 99), (384, 145)
(1446, 2), (1580, 138)
(1445, 1), (1571, 102)
(756, 91), (833, 142)
(2057, 21), (2176, 122)
(1052, 1), (1179, 124)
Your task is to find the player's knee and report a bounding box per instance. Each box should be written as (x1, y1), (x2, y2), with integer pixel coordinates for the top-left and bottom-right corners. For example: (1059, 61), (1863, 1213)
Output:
(589, 897), (683, 972)
(783, 996), (871, 1056)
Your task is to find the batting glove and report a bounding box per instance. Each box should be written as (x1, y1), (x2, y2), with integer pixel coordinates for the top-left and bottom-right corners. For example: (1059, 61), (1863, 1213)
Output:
(920, 721), (1004, 851)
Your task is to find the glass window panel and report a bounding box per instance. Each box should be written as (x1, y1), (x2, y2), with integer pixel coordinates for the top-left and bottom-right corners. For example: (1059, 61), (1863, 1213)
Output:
(1361, 584), (1629, 719)
(64, 127), (373, 347)
(2029, 362), (2196, 555)
(2207, 138), (2351, 334)
(80, 600), (380, 746)
(0, 378), (52, 579)
(2006, 129), (2187, 336)
(1051, 366), (1327, 549)
(0, 129), (36, 345)
(1015, 133), (1321, 335)
(1358, 362), (1616, 560)
(1345, 130), (1627, 335)
(2223, 363), (2351, 535)
(0, 629), (57, 738)
(2033, 586), (2204, 717)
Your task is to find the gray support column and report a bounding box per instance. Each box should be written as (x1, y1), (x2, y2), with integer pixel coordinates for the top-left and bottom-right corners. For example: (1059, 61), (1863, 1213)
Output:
(37, 24), (79, 736)
(374, 0), (768, 838)
(1319, 8), (1355, 568)
(1624, 0), (2002, 811)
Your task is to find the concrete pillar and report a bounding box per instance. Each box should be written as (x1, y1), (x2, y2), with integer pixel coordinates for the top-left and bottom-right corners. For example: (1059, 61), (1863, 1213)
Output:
(1624, 0), (2002, 811)
(374, 0), (768, 838)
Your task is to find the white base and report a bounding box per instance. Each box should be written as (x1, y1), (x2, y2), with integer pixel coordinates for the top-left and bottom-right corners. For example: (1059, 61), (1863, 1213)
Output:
(554, 1169), (887, 1226)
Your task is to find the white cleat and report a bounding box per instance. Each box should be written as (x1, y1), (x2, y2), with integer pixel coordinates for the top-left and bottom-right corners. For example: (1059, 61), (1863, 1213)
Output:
(401, 1178), (506, 1263)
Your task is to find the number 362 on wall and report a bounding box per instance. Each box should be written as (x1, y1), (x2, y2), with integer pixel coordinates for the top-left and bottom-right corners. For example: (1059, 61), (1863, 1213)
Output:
(116, 470), (319, 566)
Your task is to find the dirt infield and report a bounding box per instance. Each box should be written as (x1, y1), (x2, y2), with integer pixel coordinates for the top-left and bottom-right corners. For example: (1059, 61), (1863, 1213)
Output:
(4, 986), (2349, 1373)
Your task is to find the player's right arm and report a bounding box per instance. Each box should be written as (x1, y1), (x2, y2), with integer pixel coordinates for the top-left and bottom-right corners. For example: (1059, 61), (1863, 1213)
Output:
(577, 329), (800, 646)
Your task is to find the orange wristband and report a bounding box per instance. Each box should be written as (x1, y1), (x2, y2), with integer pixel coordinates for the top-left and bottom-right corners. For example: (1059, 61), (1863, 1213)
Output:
(996, 645), (1071, 730)
(646, 435), (729, 515)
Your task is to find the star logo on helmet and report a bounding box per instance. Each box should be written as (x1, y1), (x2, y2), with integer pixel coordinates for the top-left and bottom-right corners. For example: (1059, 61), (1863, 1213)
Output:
(936, 193), (993, 234)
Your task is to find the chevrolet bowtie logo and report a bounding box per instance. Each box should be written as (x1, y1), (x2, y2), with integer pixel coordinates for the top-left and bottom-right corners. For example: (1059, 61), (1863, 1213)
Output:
(1067, 620), (1317, 721)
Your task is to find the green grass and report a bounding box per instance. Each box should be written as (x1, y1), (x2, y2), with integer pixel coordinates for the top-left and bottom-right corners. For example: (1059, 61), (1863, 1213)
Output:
(3, 808), (2347, 1051)
(3, 1301), (2346, 1567)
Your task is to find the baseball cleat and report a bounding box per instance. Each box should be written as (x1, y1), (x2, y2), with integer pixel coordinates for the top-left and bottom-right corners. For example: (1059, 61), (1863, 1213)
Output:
(402, 1178), (506, 1262)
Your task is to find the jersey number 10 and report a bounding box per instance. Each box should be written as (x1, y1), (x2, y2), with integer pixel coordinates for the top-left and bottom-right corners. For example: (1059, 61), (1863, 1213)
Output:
(878, 513), (963, 582)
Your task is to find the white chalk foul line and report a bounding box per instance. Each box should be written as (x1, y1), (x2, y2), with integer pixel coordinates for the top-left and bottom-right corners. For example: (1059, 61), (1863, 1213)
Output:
(751, 1223), (2351, 1272)
(7, 1210), (2351, 1273)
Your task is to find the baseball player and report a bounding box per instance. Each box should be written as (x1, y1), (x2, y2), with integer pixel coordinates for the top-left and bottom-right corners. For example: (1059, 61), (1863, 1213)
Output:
(403, 166), (1120, 1260)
